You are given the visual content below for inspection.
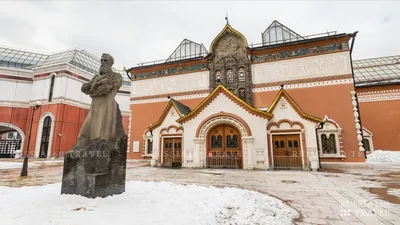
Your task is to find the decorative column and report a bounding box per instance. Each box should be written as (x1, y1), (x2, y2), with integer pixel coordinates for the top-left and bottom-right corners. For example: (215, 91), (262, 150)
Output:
(194, 138), (205, 168)
(351, 91), (365, 152)
(127, 109), (132, 153)
(242, 136), (254, 169)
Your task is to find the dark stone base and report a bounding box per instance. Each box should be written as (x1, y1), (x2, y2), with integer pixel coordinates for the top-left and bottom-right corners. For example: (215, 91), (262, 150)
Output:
(61, 136), (127, 198)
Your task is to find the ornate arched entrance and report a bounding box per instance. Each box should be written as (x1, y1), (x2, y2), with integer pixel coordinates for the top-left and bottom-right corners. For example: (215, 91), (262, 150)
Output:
(206, 124), (242, 168)
(195, 113), (253, 169)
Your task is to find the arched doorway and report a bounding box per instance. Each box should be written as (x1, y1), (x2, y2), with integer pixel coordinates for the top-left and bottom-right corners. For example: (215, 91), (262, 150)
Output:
(0, 122), (25, 158)
(206, 124), (242, 168)
(39, 116), (52, 158)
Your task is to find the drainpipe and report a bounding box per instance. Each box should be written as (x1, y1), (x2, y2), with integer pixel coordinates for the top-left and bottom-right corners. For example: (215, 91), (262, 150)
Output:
(348, 31), (367, 159)
(315, 122), (325, 170)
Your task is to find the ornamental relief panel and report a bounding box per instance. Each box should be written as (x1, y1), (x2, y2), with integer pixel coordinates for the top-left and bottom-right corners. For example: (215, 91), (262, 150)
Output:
(213, 32), (247, 62)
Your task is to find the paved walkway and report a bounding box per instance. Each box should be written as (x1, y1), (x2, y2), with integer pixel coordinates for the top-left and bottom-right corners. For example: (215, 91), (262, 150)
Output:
(0, 159), (399, 225)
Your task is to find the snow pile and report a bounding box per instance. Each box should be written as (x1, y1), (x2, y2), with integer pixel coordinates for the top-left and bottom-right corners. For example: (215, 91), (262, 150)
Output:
(0, 181), (293, 225)
(367, 150), (400, 164)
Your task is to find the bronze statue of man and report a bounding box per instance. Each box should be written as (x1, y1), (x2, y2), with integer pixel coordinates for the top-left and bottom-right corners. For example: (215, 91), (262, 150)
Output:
(77, 53), (123, 147)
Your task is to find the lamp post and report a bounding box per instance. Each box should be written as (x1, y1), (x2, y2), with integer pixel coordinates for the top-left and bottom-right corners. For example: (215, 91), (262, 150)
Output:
(20, 104), (40, 177)
(315, 121), (325, 170)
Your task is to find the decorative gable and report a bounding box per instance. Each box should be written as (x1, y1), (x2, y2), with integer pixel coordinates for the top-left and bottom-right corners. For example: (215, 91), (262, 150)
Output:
(267, 89), (322, 123)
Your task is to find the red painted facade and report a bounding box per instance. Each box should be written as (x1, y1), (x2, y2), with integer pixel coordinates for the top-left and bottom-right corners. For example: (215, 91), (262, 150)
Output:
(0, 104), (129, 158)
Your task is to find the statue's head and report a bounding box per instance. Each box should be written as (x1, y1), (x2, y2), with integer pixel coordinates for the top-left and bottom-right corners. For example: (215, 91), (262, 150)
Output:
(100, 53), (114, 75)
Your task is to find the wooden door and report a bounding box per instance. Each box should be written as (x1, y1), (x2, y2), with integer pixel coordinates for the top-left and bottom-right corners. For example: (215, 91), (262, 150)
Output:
(272, 134), (302, 169)
(207, 124), (242, 168)
(162, 138), (182, 167)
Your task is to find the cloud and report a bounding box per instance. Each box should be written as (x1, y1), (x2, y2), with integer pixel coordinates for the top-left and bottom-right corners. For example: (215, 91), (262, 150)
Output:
(0, 1), (399, 69)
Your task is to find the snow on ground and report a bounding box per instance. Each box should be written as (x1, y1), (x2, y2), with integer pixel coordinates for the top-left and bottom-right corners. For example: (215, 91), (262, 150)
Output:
(367, 150), (400, 164)
(0, 161), (36, 170)
(0, 181), (293, 225)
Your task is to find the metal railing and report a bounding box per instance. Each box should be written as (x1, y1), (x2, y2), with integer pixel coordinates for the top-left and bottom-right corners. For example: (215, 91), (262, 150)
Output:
(206, 156), (240, 169)
(0, 140), (21, 158)
(271, 156), (303, 169)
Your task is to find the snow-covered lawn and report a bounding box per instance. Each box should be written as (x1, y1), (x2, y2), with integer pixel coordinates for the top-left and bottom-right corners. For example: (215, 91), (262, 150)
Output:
(367, 150), (400, 164)
(0, 181), (294, 225)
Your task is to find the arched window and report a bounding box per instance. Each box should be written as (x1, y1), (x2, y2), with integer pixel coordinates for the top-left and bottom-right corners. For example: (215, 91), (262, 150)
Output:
(226, 135), (232, 148)
(293, 140), (298, 148)
(211, 135), (222, 148)
(321, 134), (337, 154)
(288, 140), (293, 148)
(317, 118), (342, 157)
(274, 141), (279, 148)
(232, 135), (238, 148)
(226, 69), (234, 83)
(215, 71), (221, 84)
(238, 68), (245, 82)
(48, 74), (55, 102)
(39, 116), (52, 158)
(238, 88), (246, 100)
(280, 141), (285, 148)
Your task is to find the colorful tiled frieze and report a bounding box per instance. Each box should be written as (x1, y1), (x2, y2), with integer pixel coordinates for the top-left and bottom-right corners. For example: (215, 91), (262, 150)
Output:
(134, 64), (208, 79)
(252, 42), (349, 63)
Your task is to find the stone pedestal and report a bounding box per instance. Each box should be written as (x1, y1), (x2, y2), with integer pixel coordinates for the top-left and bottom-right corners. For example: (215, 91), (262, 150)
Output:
(61, 137), (127, 198)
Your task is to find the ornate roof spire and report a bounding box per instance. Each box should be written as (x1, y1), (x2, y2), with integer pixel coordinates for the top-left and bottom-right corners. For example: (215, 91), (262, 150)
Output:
(225, 11), (229, 25)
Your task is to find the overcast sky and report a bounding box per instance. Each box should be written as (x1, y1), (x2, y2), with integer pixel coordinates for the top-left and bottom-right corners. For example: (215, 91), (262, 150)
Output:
(1, 1), (399, 69)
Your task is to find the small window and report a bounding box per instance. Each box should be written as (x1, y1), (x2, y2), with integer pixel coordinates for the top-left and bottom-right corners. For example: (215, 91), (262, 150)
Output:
(215, 71), (221, 84)
(48, 74), (55, 102)
(232, 135), (238, 148)
(174, 142), (177, 149)
(177, 142), (181, 148)
(280, 141), (285, 148)
(226, 69), (234, 83)
(165, 143), (168, 148)
(226, 135), (232, 148)
(168, 143), (172, 148)
(238, 68), (245, 82)
(362, 139), (370, 152)
(321, 134), (337, 154)
(293, 140), (298, 148)
(147, 139), (153, 154)
(288, 140), (293, 148)
(274, 141), (279, 148)
(238, 88), (246, 101)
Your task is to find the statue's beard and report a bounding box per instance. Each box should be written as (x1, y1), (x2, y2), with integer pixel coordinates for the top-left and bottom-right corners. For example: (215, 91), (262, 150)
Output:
(99, 66), (111, 75)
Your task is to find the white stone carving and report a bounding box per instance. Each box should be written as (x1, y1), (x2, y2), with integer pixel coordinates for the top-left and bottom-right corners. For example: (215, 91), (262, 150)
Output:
(358, 89), (400, 102)
(133, 141), (140, 153)
(131, 93), (209, 104)
(351, 91), (365, 152)
(252, 78), (353, 92)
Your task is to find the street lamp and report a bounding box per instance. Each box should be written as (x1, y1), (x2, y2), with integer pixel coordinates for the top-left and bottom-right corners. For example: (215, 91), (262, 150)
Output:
(20, 104), (40, 177)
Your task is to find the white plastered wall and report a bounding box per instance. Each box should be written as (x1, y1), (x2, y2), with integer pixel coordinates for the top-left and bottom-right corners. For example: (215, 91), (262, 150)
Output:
(131, 71), (209, 98)
(181, 93), (269, 170)
(267, 97), (319, 170)
(252, 51), (352, 84)
(0, 67), (33, 107)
